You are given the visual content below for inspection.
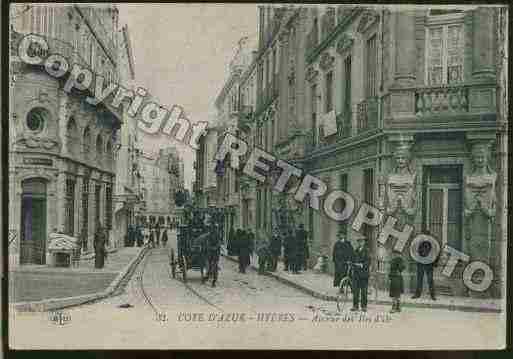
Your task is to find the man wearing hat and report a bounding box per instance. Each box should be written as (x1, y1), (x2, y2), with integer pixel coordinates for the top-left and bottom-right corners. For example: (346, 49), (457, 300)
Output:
(332, 230), (354, 291)
(351, 234), (370, 312)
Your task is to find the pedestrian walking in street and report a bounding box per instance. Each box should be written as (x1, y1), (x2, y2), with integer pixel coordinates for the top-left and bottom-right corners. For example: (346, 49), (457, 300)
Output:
(94, 223), (107, 269)
(155, 223), (161, 248)
(256, 230), (270, 275)
(332, 230), (354, 289)
(389, 250), (406, 313)
(204, 224), (222, 287)
(283, 229), (294, 271)
(161, 227), (168, 247)
(269, 228), (282, 272)
(148, 226), (155, 248)
(351, 235), (370, 312)
(288, 229), (301, 274)
(136, 225), (144, 247)
(296, 224), (309, 271)
(412, 230), (439, 300)
(227, 227), (236, 256)
(238, 230), (251, 274)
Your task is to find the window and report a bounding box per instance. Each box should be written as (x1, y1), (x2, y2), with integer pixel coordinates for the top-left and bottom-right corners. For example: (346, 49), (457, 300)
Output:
(311, 84), (318, 145)
(66, 117), (79, 157)
(423, 165), (462, 250)
(96, 134), (103, 160)
(426, 24), (463, 85)
(365, 35), (378, 98)
(363, 168), (374, 241)
(81, 178), (89, 250)
(64, 178), (76, 236)
(343, 56), (352, 115)
(325, 71), (333, 113)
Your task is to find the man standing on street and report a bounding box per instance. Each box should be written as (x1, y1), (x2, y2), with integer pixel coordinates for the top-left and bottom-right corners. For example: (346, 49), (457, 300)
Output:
(94, 223), (107, 269)
(238, 230), (251, 274)
(283, 228), (293, 271)
(332, 230), (354, 290)
(351, 235), (370, 312)
(412, 230), (439, 300)
(296, 224), (309, 271)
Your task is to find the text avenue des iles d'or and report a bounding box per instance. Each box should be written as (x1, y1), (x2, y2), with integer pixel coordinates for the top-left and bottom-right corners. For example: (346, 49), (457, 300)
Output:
(17, 33), (494, 294)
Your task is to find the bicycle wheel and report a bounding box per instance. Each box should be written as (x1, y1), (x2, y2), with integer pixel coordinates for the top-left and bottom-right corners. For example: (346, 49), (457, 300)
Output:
(336, 278), (352, 312)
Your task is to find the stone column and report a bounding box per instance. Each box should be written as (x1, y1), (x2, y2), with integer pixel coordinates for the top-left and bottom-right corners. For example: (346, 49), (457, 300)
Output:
(74, 176), (82, 238)
(472, 7), (496, 81)
(56, 170), (67, 232)
(393, 11), (417, 87)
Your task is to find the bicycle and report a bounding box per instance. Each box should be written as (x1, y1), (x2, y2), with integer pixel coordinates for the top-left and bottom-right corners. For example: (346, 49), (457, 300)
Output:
(336, 262), (379, 312)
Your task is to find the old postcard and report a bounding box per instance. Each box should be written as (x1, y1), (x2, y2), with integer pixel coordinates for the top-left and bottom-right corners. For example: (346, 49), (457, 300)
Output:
(6, 3), (508, 350)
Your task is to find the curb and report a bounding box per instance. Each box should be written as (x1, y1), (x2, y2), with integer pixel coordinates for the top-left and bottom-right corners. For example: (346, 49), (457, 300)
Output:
(13, 246), (150, 312)
(222, 254), (501, 314)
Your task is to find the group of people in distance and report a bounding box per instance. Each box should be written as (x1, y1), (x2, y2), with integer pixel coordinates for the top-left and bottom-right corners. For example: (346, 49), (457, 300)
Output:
(226, 224), (310, 275)
(126, 223), (170, 248)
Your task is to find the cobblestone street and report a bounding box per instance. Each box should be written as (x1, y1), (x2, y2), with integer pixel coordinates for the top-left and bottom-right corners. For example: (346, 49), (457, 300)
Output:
(10, 241), (504, 350)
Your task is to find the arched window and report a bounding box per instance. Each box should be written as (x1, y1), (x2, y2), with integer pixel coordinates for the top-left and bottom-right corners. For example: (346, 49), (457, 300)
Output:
(83, 126), (91, 158)
(96, 134), (103, 163)
(66, 117), (79, 157)
(106, 138), (113, 167)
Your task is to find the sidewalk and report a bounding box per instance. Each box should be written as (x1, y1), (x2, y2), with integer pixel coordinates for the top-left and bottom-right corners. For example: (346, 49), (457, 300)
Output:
(223, 253), (502, 313)
(10, 246), (148, 310)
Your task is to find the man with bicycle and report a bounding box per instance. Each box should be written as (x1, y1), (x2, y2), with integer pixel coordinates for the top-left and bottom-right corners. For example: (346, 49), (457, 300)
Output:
(332, 230), (354, 292)
(351, 235), (370, 312)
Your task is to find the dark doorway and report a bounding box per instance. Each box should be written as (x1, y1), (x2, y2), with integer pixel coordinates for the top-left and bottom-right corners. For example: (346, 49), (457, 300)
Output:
(20, 178), (48, 265)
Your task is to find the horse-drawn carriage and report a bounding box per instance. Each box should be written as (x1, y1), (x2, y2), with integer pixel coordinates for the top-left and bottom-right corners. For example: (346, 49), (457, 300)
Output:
(169, 207), (223, 283)
(169, 224), (209, 282)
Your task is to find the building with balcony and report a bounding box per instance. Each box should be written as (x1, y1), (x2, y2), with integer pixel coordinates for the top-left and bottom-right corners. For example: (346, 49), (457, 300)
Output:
(214, 35), (256, 241)
(112, 24), (141, 248)
(9, 4), (129, 264)
(301, 5), (507, 298)
(138, 148), (183, 226)
(194, 125), (218, 209)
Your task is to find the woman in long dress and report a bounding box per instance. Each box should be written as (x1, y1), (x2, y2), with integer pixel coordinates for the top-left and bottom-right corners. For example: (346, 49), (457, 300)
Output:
(94, 223), (106, 269)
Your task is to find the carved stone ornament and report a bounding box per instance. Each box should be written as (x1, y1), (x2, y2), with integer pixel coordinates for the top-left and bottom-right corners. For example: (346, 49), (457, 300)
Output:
(306, 66), (319, 82)
(464, 142), (497, 219)
(319, 52), (335, 71)
(336, 34), (354, 54)
(385, 140), (417, 220)
(357, 10), (379, 34)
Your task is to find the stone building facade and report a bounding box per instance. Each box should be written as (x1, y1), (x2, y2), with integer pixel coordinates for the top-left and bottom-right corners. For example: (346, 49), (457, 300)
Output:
(112, 24), (142, 248)
(216, 5), (507, 298)
(9, 4), (129, 264)
(138, 148), (182, 226)
(194, 125), (218, 209)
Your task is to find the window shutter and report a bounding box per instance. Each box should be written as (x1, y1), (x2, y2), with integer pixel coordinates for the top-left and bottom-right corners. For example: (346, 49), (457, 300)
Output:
(428, 27), (443, 85)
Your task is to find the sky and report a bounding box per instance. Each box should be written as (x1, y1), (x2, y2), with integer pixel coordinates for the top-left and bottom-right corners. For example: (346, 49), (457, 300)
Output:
(118, 4), (258, 190)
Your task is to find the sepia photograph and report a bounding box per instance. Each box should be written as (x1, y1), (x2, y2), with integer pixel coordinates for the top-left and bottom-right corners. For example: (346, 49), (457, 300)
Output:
(5, 3), (509, 350)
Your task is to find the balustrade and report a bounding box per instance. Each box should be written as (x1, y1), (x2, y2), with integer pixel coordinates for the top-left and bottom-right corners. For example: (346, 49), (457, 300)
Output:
(415, 85), (469, 115)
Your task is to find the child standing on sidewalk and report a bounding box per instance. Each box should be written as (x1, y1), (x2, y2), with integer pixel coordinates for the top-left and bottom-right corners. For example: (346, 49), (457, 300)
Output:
(389, 250), (405, 313)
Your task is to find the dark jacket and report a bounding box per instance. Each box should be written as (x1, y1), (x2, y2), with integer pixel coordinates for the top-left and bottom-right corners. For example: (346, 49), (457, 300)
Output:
(332, 240), (354, 266)
(161, 229), (168, 242)
(296, 229), (309, 258)
(270, 235), (282, 257)
(389, 256), (405, 297)
(352, 245), (370, 279)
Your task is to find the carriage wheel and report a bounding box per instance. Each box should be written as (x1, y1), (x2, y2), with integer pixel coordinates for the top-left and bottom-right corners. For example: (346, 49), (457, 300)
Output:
(182, 256), (187, 283)
(170, 249), (176, 279)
